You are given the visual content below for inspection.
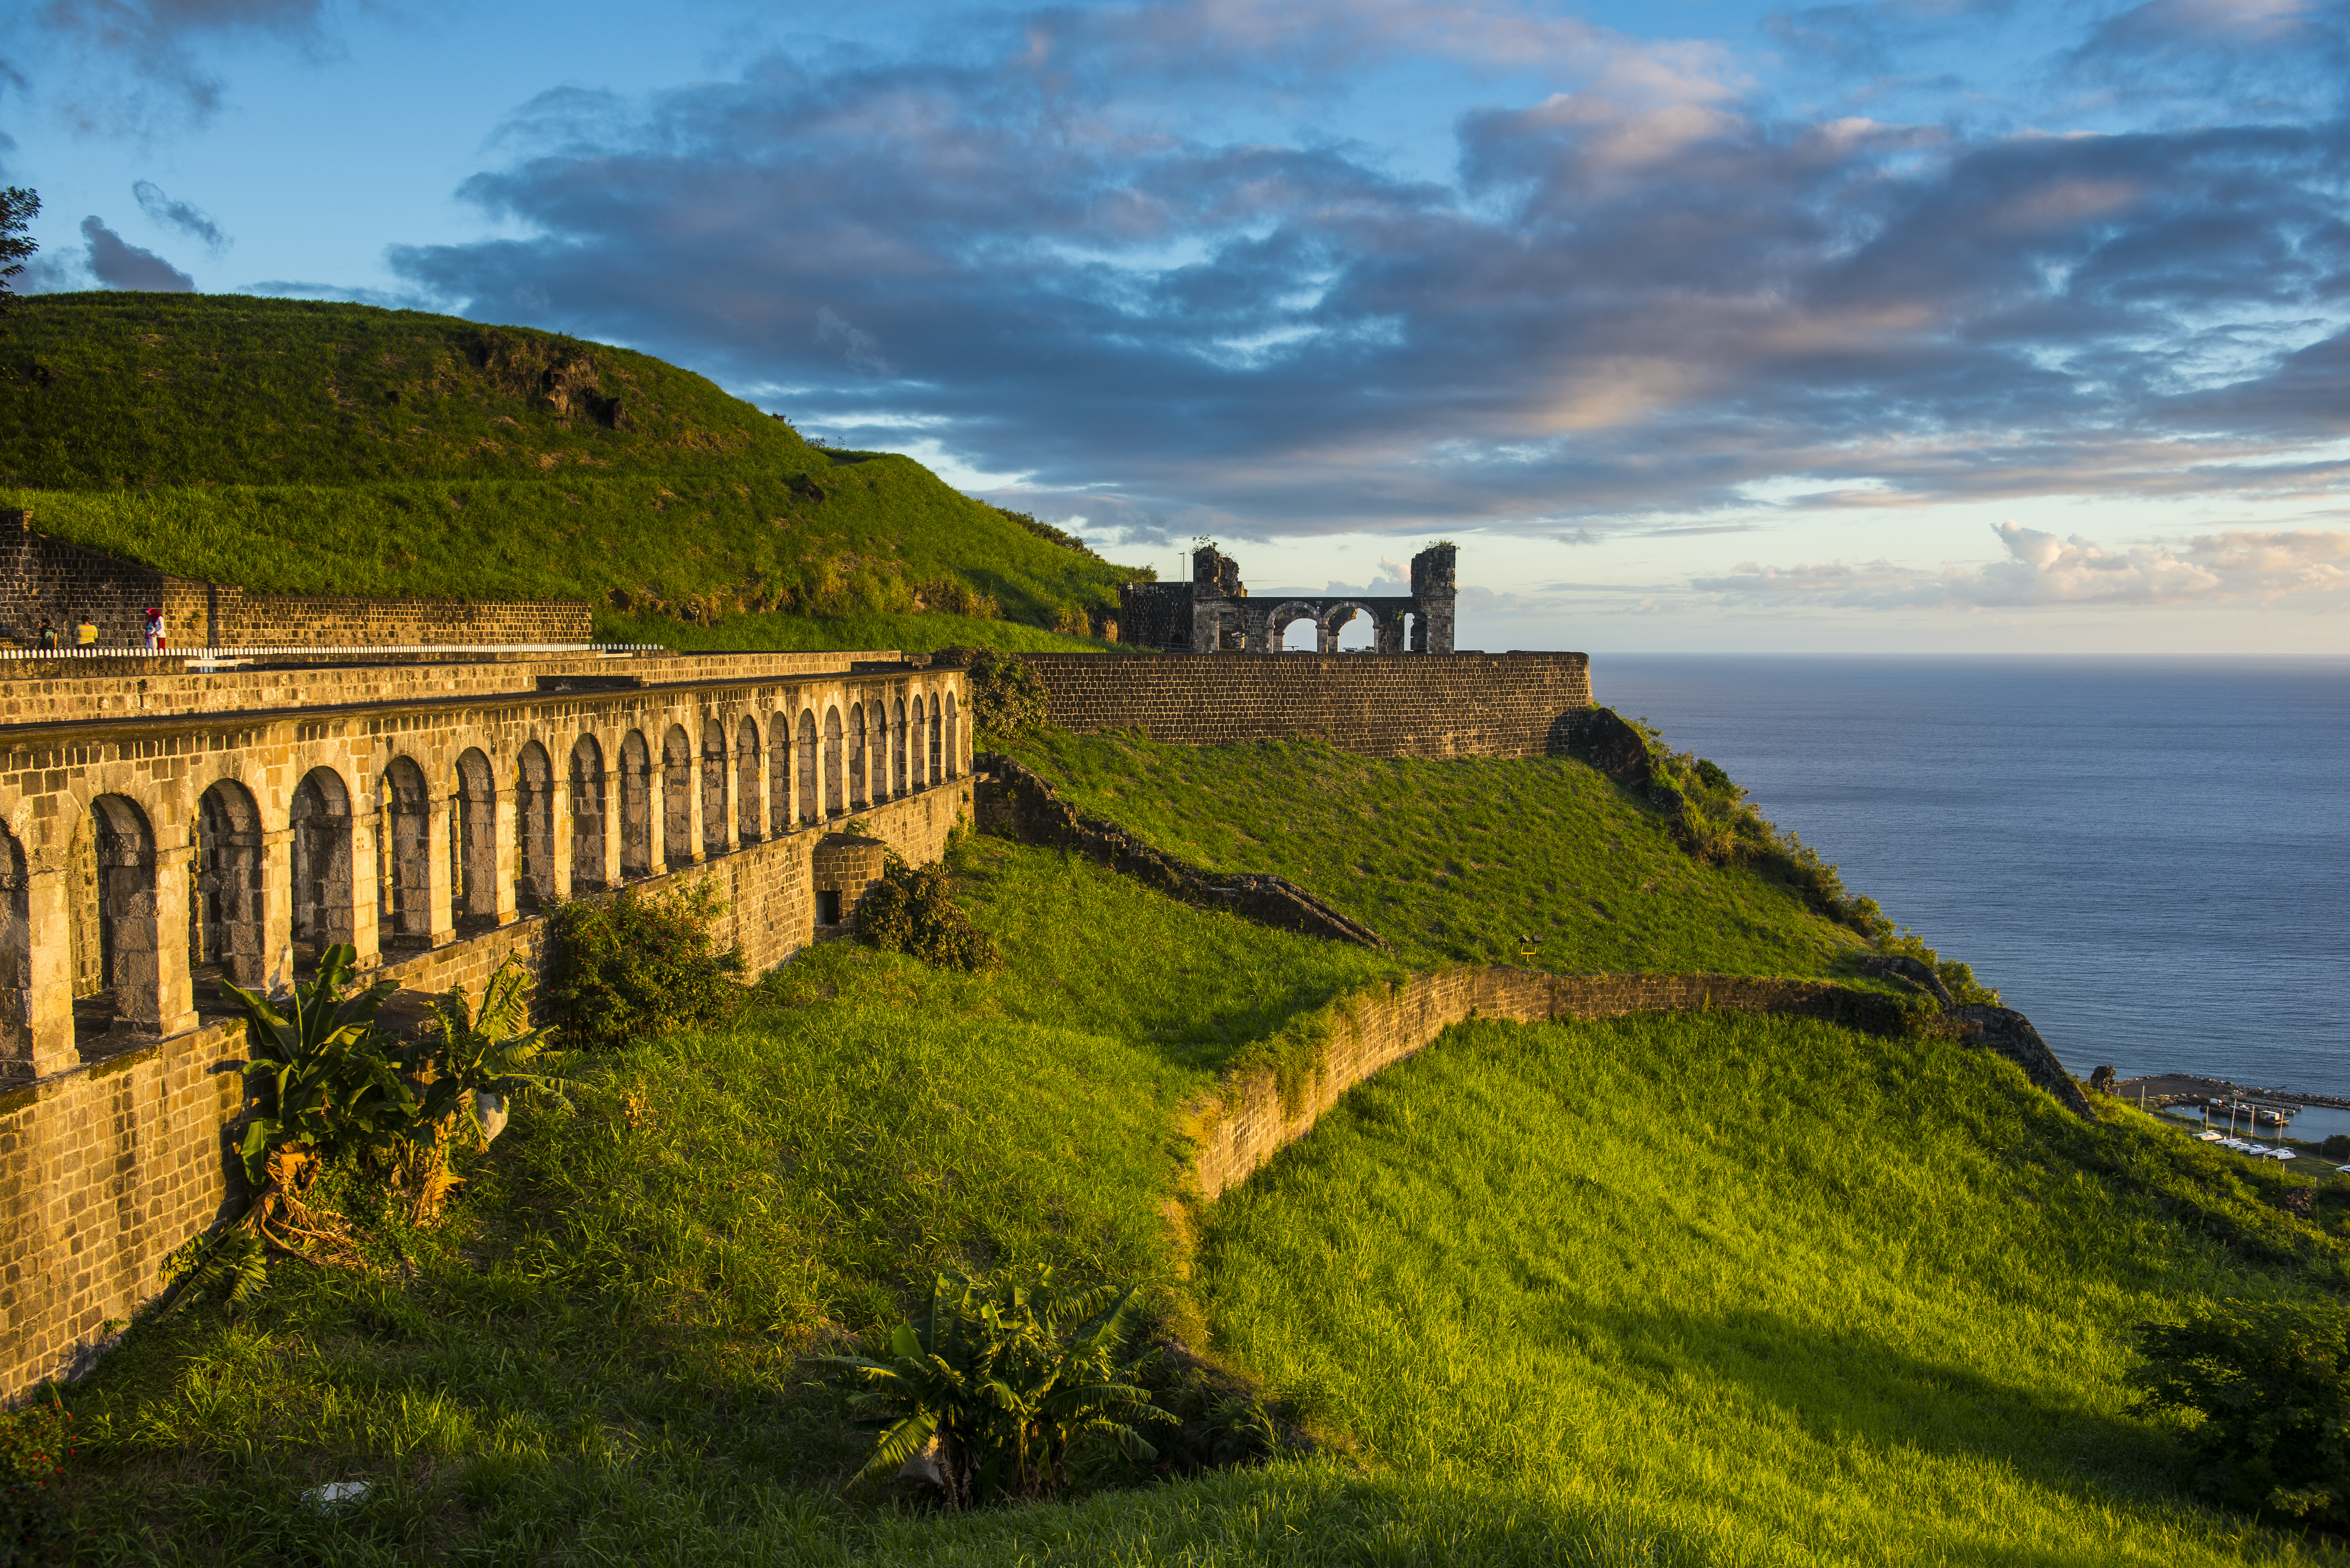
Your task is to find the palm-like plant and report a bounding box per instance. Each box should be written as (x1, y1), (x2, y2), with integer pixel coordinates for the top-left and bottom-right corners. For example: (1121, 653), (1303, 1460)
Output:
(419, 959), (571, 1145)
(820, 1271), (1174, 1505)
(225, 943), (406, 1188)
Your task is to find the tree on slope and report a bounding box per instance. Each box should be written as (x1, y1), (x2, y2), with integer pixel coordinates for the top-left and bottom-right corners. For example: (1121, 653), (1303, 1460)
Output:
(0, 188), (37, 306)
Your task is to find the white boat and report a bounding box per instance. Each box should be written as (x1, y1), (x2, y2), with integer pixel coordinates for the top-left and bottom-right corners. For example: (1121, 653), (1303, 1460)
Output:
(2198, 1131), (2225, 1142)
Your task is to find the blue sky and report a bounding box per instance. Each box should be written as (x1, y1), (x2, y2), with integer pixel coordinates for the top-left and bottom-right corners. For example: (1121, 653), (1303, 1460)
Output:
(5, 0), (2347, 653)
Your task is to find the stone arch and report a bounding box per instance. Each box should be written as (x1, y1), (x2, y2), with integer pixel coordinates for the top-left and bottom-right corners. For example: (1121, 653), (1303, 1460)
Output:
(825, 706), (845, 817)
(620, 731), (655, 880)
(736, 717), (762, 845)
(1326, 601), (1376, 652)
(797, 709), (819, 825)
(1264, 600), (1318, 652)
(893, 699), (909, 797)
(768, 714), (792, 838)
(701, 721), (730, 857)
(663, 725), (694, 867)
(81, 794), (158, 1040)
(944, 691), (960, 778)
(848, 702), (868, 809)
(191, 777), (266, 991)
(912, 697), (930, 790)
(452, 748), (498, 932)
(0, 823), (29, 1073)
(290, 766), (355, 970)
(516, 740), (557, 909)
(378, 756), (433, 950)
(571, 735), (608, 893)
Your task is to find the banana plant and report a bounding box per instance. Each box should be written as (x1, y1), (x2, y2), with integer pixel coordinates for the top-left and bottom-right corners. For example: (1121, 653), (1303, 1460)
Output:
(416, 959), (572, 1146)
(224, 943), (407, 1187)
(818, 1271), (1173, 1505)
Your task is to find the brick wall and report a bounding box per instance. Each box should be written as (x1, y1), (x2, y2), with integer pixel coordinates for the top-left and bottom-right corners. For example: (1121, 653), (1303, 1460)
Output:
(1019, 651), (1594, 759)
(0, 512), (590, 650)
(0, 779), (971, 1402)
(1186, 968), (1913, 1200)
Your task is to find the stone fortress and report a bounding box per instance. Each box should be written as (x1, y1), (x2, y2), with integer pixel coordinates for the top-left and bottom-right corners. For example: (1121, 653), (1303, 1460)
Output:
(1118, 542), (1457, 653)
(0, 519), (1603, 1402)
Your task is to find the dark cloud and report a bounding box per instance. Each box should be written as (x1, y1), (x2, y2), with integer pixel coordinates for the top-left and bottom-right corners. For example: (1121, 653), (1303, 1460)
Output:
(132, 179), (229, 253)
(384, 0), (2350, 538)
(80, 215), (193, 290)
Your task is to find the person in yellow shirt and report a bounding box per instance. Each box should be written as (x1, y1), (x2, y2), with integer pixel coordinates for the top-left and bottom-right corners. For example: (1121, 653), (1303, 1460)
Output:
(74, 614), (98, 646)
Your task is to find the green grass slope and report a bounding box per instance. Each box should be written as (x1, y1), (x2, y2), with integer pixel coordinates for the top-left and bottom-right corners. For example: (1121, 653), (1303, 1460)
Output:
(0, 292), (1145, 646)
(1006, 729), (1875, 977)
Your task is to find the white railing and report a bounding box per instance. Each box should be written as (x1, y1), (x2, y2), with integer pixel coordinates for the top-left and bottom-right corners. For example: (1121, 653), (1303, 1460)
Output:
(0, 643), (666, 662)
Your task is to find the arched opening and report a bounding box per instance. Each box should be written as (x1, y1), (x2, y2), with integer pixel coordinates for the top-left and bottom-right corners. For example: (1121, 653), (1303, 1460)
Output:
(290, 767), (354, 974)
(1332, 604), (1375, 652)
(620, 731), (654, 880)
(79, 795), (157, 1042)
(848, 702), (868, 808)
(911, 698), (930, 790)
(736, 717), (762, 845)
(797, 710), (819, 825)
(663, 725), (694, 867)
(701, 722), (730, 857)
(572, 735), (608, 893)
(1404, 610), (1421, 653)
(377, 758), (433, 950)
(944, 693), (960, 778)
(516, 740), (556, 909)
(0, 825), (31, 1073)
(1267, 603), (1316, 652)
(452, 748), (497, 934)
(190, 778), (266, 995)
(893, 699), (909, 797)
(768, 715), (792, 837)
(926, 696), (943, 782)
(824, 707), (845, 817)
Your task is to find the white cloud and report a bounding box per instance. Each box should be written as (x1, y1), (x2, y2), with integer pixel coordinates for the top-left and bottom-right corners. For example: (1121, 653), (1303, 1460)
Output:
(1693, 521), (2350, 609)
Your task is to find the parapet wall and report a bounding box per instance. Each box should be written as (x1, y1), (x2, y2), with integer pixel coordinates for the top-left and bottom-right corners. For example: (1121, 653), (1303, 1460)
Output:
(0, 778), (972, 1402)
(1187, 969), (1914, 1201)
(1019, 651), (1593, 759)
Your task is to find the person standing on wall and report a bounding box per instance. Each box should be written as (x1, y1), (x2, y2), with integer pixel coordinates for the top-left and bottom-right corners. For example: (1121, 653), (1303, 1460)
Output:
(143, 604), (165, 651)
(35, 618), (57, 649)
(74, 612), (98, 646)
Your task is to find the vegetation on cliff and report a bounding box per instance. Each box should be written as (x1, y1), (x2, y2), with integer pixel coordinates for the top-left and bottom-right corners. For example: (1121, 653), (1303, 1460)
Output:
(0, 292), (1145, 649)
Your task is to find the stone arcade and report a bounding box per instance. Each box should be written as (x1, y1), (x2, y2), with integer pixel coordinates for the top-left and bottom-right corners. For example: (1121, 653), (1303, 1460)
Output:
(1117, 542), (1458, 653)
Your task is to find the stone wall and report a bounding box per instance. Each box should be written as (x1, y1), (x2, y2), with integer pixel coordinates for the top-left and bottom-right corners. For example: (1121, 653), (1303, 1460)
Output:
(1019, 651), (1594, 759)
(0, 777), (971, 1402)
(1187, 968), (1924, 1201)
(0, 512), (591, 649)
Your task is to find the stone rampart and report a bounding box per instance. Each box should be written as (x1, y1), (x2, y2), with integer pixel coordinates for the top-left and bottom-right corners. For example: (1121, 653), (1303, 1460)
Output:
(1018, 651), (1594, 759)
(0, 778), (971, 1402)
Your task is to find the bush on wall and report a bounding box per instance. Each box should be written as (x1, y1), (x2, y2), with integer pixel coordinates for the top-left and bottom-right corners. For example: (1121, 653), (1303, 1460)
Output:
(546, 882), (747, 1050)
(857, 856), (1000, 972)
(966, 648), (1053, 746)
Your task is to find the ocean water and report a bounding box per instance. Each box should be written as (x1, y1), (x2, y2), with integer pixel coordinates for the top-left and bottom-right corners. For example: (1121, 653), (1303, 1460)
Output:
(1593, 657), (2350, 1098)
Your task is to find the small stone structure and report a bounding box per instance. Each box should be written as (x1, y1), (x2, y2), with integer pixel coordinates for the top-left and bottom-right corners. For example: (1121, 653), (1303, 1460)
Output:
(810, 833), (888, 929)
(0, 510), (592, 648)
(1119, 543), (1457, 653)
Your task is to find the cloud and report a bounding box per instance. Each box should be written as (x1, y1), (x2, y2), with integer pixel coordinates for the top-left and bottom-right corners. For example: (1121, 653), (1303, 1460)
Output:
(19, 0), (343, 129)
(1694, 521), (2350, 608)
(132, 179), (228, 254)
(381, 0), (2350, 538)
(79, 216), (193, 290)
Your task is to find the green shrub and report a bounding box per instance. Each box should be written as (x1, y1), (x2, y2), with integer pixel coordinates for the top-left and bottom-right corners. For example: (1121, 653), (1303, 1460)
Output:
(857, 858), (1001, 972)
(819, 1271), (1173, 1505)
(966, 647), (1054, 745)
(2325, 1135), (2350, 1162)
(2136, 1298), (2350, 1524)
(0, 1395), (72, 1568)
(545, 882), (747, 1051)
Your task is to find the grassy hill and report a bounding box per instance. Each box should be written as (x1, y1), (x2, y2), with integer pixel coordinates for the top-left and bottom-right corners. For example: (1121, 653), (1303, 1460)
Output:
(0, 292), (1147, 650)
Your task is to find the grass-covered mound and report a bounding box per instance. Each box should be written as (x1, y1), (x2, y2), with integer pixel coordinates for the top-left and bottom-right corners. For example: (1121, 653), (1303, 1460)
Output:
(1198, 1012), (2350, 1567)
(1005, 729), (1875, 977)
(0, 293), (1146, 647)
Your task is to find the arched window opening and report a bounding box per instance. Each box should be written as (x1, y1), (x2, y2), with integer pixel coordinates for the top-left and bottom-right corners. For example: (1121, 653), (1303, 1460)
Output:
(1333, 605), (1375, 652)
(79, 795), (157, 1042)
(911, 698), (930, 790)
(768, 716), (792, 838)
(291, 768), (354, 974)
(516, 741), (557, 910)
(662, 726), (695, 867)
(701, 722), (730, 857)
(893, 700), (909, 798)
(572, 735), (608, 894)
(943, 692), (960, 779)
(736, 717), (762, 845)
(797, 710), (819, 825)
(190, 779), (266, 996)
(848, 703), (868, 809)
(1403, 610), (1420, 653)
(620, 732), (654, 880)
(825, 707), (845, 817)
(0, 826), (31, 1073)
(377, 758), (434, 951)
(452, 749), (498, 934)
(1274, 613), (1316, 652)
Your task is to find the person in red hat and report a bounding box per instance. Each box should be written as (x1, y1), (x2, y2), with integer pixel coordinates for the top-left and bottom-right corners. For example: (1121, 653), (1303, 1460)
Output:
(143, 605), (165, 651)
